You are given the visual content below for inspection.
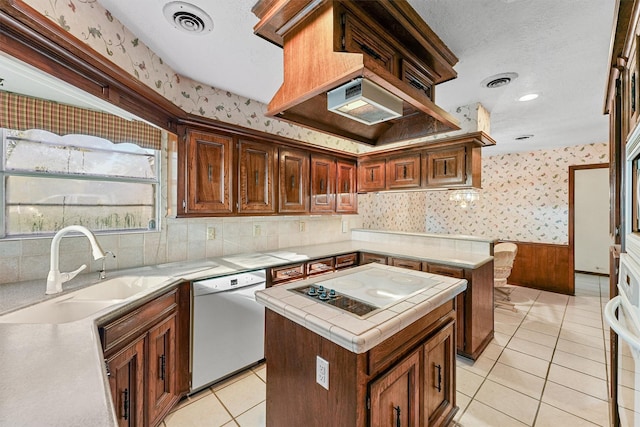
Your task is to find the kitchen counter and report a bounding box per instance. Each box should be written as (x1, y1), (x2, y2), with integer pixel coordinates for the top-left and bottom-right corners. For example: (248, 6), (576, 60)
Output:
(255, 263), (467, 353)
(0, 234), (492, 427)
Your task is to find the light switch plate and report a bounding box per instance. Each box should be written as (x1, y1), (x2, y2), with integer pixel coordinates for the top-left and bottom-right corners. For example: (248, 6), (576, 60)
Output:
(206, 226), (216, 240)
(316, 356), (329, 390)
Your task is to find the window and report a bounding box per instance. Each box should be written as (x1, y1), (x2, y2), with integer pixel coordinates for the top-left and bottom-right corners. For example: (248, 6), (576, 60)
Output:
(1, 129), (160, 237)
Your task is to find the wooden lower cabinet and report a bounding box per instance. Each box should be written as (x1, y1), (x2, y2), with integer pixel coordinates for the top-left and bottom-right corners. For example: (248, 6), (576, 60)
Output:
(265, 300), (457, 427)
(107, 337), (145, 427)
(101, 284), (190, 427)
(390, 256), (422, 271)
(425, 262), (494, 360)
(360, 252), (389, 265)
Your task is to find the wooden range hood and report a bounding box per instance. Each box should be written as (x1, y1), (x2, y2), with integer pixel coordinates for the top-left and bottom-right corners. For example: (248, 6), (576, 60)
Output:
(252, 0), (461, 146)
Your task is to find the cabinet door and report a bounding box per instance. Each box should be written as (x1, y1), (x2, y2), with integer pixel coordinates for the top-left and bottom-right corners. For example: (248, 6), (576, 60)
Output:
(147, 314), (178, 427)
(107, 337), (145, 427)
(358, 159), (386, 192)
(310, 154), (336, 213)
(386, 154), (421, 189)
(186, 130), (233, 214)
(279, 148), (309, 213)
(423, 321), (456, 426)
(238, 139), (276, 213)
(336, 160), (357, 213)
(342, 11), (396, 74)
(423, 147), (467, 187)
(369, 349), (420, 427)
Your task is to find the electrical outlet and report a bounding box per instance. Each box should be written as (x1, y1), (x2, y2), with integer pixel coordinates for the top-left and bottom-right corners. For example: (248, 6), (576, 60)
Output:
(253, 224), (262, 237)
(316, 356), (329, 390)
(341, 220), (348, 233)
(206, 226), (216, 240)
(299, 221), (306, 232)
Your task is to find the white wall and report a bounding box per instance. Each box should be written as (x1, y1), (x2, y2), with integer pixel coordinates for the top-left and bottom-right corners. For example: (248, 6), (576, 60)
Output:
(574, 167), (611, 273)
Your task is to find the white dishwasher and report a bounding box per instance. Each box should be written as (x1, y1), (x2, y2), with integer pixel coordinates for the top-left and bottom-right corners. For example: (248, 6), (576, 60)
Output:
(191, 269), (266, 393)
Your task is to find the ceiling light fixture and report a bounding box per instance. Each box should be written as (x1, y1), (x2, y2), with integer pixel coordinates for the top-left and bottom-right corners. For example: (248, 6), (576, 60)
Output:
(481, 72), (518, 89)
(448, 189), (480, 209)
(518, 93), (539, 102)
(163, 1), (213, 35)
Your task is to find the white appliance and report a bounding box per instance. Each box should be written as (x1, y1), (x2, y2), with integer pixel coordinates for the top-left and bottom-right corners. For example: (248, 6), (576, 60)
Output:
(605, 254), (640, 426)
(191, 270), (266, 393)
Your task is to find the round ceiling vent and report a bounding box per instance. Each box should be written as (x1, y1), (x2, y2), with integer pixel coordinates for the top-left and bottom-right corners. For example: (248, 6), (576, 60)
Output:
(163, 2), (213, 35)
(514, 134), (534, 141)
(481, 72), (519, 89)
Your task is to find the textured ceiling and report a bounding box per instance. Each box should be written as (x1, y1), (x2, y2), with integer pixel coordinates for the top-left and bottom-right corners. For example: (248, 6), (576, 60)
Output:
(89, 1), (617, 154)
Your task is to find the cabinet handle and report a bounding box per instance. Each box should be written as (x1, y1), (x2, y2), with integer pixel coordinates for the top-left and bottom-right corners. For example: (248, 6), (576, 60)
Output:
(104, 360), (110, 377)
(357, 42), (382, 61)
(208, 164), (212, 182)
(370, 169), (374, 181)
(403, 165), (407, 179)
(344, 181), (348, 193)
(435, 363), (442, 392)
(122, 388), (130, 421)
(408, 77), (427, 92)
(160, 354), (166, 381)
(290, 175), (295, 189)
(394, 405), (401, 427)
(254, 171), (259, 185)
(320, 179), (325, 192)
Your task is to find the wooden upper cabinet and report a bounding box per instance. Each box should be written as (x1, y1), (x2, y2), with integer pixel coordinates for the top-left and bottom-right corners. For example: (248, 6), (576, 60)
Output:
(424, 146), (467, 187)
(342, 10), (397, 74)
(310, 154), (336, 213)
(279, 148), (309, 213)
(358, 159), (386, 192)
(238, 139), (276, 213)
(185, 130), (233, 214)
(336, 160), (357, 213)
(386, 153), (421, 189)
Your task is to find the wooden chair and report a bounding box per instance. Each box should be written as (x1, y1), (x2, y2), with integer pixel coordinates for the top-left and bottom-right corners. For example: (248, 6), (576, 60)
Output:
(494, 243), (518, 311)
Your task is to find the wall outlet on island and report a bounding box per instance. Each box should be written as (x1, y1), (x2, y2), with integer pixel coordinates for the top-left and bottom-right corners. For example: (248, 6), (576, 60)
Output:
(316, 356), (329, 390)
(206, 226), (216, 240)
(299, 221), (306, 232)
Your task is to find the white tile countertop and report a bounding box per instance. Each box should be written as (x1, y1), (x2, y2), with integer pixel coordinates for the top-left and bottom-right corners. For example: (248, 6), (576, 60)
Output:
(0, 232), (492, 427)
(255, 263), (467, 353)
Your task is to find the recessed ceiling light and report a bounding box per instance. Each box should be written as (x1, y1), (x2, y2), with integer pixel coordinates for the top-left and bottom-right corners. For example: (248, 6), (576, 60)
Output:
(163, 2), (213, 35)
(518, 93), (539, 102)
(481, 72), (519, 89)
(515, 134), (534, 141)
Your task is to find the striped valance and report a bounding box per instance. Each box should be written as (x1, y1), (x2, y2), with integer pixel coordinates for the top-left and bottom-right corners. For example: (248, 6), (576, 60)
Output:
(0, 91), (162, 149)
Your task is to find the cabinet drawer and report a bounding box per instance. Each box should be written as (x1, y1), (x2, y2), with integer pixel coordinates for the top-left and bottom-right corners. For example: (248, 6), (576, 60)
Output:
(425, 263), (465, 279)
(335, 253), (358, 269)
(100, 288), (178, 355)
(270, 263), (305, 284)
(360, 252), (388, 265)
(391, 257), (422, 271)
(306, 258), (335, 276)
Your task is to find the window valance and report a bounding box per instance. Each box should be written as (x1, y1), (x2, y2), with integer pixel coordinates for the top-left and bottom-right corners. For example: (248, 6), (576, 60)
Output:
(0, 91), (161, 149)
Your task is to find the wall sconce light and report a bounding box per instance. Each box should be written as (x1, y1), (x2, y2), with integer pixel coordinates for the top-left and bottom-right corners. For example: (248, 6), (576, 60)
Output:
(448, 189), (480, 209)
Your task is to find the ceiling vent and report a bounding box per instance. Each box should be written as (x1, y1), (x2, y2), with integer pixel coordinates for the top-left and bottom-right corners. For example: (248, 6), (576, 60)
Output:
(481, 72), (518, 89)
(163, 2), (213, 35)
(327, 78), (403, 125)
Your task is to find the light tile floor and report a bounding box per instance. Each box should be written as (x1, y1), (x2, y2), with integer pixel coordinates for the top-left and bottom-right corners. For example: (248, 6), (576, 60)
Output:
(162, 273), (611, 427)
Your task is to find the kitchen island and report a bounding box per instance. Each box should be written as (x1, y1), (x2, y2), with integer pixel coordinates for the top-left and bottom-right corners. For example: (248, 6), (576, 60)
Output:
(256, 263), (467, 427)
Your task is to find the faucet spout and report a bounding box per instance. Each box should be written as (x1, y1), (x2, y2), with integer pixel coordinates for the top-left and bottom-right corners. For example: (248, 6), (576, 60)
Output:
(46, 225), (107, 295)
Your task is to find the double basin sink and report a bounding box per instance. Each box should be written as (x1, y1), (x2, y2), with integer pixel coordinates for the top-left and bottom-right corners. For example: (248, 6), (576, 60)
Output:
(0, 260), (222, 324)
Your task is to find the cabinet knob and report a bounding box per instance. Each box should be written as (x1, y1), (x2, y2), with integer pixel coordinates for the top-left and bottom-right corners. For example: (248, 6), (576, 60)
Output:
(394, 405), (401, 427)
(208, 164), (213, 182)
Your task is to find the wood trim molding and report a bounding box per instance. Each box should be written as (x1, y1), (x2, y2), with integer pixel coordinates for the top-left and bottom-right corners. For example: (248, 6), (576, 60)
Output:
(568, 163), (609, 295)
(501, 240), (573, 295)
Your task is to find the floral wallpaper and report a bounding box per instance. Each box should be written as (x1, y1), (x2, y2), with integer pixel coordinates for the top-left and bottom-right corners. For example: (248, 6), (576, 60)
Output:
(22, 0), (362, 154)
(360, 142), (609, 244)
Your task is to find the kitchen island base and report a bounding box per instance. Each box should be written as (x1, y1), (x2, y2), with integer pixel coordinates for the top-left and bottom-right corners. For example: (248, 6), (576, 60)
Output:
(264, 300), (457, 427)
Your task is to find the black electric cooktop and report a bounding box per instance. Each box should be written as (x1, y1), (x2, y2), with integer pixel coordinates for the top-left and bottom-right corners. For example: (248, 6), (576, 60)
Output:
(291, 284), (378, 317)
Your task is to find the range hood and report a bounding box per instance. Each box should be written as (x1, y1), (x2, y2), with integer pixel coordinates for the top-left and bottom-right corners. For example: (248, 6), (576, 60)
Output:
(327, 78), (402, 125)
(252, 0), (461, 146)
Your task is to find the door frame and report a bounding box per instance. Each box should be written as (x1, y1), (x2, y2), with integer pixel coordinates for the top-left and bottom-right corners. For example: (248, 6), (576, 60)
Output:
(568, 163), (610, 287)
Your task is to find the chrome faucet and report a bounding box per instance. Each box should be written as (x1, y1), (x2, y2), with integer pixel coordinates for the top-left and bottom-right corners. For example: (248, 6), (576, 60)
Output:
(46, 225), (107, 295)
(99, 251), (116, 280)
